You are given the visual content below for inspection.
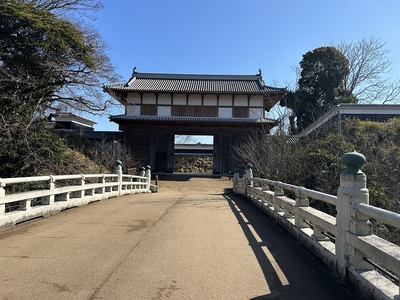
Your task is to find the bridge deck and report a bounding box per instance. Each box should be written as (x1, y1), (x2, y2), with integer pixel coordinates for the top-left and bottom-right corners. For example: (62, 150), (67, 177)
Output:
(0, 175), (355, 299)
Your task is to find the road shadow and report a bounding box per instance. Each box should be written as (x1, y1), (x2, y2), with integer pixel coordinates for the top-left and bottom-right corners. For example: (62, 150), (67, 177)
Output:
(223, 194), (357, 300)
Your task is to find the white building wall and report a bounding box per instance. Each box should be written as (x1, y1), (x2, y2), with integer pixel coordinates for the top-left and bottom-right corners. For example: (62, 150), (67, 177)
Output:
(188, 94), (202, 105)
(158, 93), (172, 105)
(142, 93), (156, 104)
(127, 105), (140, 116)
(173, 94), (186, 105)
(234, 95), (248, 106)
(249, 95), (263, 107)
(219, 95), (232, 106)
(204, 94), (217, 105)
(249, 108), (263, 119)
(158, 106), (171, 117)
(127, 92), (141, 105)
(125, 92), (263, 118)
(219, 107), (232, 118)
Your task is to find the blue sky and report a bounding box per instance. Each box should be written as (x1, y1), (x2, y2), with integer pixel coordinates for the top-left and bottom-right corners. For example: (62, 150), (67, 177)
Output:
(90, 0), (400, 131)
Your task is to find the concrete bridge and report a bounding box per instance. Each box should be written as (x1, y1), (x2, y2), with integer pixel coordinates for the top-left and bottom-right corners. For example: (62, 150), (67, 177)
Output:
(0, 152), (399, 299)
(0, 174), (356, 300)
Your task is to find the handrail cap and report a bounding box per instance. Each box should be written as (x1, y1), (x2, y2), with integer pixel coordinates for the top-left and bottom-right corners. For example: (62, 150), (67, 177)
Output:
(341, 150), (366, 174)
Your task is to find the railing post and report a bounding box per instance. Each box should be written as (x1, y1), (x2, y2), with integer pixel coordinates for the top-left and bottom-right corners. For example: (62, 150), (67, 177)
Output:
(138, 167), (145, 177)
(42, 175), (55, 205)
(98, 174), (106, 195)
(0, 179), (5, 215)
(273, 182), (285, 213)
(244, 163), (253, 199)
(145, 165), (151, 192)
(114, 160), (123, 195)
(336, 151), (373, 280)
(260, 181), (269, 204)
(295, 187), (310, 229)
(77, 174), (85, 199)
(245, 163), (253, 187)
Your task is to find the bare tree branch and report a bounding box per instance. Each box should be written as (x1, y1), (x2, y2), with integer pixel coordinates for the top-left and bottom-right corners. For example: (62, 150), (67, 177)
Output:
(335, 37), (400, 103)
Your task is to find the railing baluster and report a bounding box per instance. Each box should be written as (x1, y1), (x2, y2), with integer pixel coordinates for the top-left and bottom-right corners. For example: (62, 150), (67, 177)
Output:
(0, 169), (153, 230)
(18, 199), (31, 211)
(233, 152), (400, 299)
(312, 225), (330, 241)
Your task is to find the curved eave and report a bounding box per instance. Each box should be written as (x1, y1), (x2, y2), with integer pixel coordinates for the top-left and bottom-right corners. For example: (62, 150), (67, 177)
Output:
(109, 115), (278, 126)
(103, 88), (128, 106)
(264, 90), (287, 111)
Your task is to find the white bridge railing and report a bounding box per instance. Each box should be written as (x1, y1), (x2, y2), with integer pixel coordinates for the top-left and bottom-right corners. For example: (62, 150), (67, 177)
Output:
(233, 151), (400, 300)
(0, 164), (156, 229)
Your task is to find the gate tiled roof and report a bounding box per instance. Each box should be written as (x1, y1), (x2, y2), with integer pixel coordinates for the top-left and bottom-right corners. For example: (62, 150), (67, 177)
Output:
(104, 71), (286, 95)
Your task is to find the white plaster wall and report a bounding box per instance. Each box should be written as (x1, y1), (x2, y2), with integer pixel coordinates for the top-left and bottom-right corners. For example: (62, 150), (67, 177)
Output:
(158, 106), (171, 117)
(249, 95), (263, 107)
(204, 94), (217, 105)
(188, 94), (202, 105)
(249, 108), (263, 119)
(219, 95), (232, 106)
(158, 93), (172, 105)
(127, 105), (140, 116)
(219, 107), (232, 118)
(234, 95), (248, 106)
(127, 92), (141, 105)
(173, 94), (186, 105)
(142, 93), (156, 104)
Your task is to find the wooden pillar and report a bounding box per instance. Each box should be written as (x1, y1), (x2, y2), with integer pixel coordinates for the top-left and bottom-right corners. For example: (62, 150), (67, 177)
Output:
(166, 132), (174, 173)
(213, 134), (220, 174)
(149, 131), (156, 170)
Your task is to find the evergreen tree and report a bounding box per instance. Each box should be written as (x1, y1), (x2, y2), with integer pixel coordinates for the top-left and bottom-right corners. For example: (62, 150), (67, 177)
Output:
(281, 46), (353, 133)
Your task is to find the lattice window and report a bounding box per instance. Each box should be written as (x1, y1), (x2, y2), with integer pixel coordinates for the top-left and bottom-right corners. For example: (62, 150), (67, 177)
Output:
(171, 106), (187, 116)
(233, 107), (249, 118)
(140, 104), (157, 115)
(200, 106), (218, 117)
(171, 106), (218, 117)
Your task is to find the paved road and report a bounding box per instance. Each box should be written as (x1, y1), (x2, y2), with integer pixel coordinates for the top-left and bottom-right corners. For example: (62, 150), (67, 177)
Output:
(0, 175), (356, 299)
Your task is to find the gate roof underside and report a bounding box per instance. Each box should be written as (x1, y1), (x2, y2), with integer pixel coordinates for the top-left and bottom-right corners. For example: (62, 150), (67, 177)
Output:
(109, 115), (278, 127)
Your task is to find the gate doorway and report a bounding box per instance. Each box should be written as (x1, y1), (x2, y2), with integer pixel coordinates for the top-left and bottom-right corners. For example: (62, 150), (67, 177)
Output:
(173, 135), (214, 174)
